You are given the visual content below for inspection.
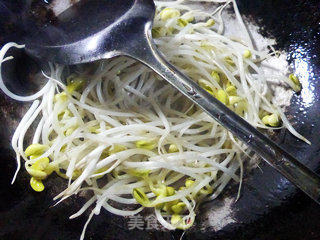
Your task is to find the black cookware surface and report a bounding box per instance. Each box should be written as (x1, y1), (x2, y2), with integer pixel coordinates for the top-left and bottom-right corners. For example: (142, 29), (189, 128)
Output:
(0, 0), (319, 240)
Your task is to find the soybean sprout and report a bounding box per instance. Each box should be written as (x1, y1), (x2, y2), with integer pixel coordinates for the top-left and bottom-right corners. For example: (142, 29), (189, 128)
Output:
(0, 0), (307, 239)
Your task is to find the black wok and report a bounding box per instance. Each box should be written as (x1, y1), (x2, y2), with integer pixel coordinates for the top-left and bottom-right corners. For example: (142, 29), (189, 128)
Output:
(0, 0), (319, 239)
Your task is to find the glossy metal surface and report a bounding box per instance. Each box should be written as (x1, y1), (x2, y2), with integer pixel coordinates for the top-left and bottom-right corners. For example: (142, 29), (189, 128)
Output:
(25, 0), (320, 203)
(25, 0), (150, 64)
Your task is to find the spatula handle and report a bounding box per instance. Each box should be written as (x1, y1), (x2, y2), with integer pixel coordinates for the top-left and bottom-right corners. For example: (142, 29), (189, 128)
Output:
(128, 30), (320, 204)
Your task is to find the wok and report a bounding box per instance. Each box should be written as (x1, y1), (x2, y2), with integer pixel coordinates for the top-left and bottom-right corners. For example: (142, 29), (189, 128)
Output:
(0, 0), (319, 239)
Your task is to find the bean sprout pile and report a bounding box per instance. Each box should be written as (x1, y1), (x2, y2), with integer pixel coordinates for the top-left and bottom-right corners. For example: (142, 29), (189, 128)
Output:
(0, 0), (307, 238)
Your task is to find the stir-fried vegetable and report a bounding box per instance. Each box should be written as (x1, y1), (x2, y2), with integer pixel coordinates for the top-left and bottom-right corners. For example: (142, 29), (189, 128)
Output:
(0, 0), (309, 239)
